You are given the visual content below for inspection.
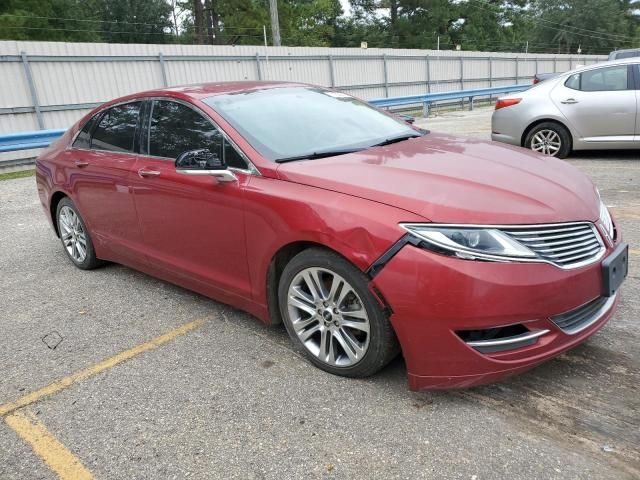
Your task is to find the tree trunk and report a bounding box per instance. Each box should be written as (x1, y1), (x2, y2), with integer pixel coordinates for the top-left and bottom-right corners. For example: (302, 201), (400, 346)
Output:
(193, 0), (206, 44)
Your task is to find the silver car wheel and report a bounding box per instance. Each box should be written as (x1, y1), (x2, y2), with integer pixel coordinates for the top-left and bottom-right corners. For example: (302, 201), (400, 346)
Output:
(59, 205), (87, 263)
(531, 129), (562, 156)
(287, 267), (370, 367)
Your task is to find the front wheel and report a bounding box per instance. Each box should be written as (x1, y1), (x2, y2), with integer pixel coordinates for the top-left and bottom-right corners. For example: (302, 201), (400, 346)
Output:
(278, 248), (399, 378)
(524, 122), (572, 158)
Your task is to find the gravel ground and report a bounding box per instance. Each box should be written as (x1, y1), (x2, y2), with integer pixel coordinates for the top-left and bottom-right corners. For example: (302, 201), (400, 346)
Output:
(1, 109), (638, 479)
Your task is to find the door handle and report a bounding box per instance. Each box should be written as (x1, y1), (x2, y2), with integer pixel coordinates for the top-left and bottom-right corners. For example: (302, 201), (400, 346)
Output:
(74, 160), (89, 168)
(561, 98), (579, 104)
(138, 168), (161, 178)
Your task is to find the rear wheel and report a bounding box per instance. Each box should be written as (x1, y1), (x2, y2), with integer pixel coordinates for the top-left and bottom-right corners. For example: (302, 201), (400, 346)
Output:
(278, 248), (399, 378)
(56, 197), (103, 270)
(524, 122), (571, 158)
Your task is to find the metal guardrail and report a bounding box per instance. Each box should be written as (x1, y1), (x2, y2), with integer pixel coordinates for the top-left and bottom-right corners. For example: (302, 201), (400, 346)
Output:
(0, 85), (529, 158)
(370, 84), (530, 115)
(0, 128), (66, 153)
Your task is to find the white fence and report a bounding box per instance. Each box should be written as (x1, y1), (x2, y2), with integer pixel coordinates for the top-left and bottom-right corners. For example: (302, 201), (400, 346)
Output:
(0, 40), (605, 162)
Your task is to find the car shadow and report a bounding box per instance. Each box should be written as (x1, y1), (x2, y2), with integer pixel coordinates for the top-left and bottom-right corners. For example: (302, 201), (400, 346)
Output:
(569, 150), (640, 161)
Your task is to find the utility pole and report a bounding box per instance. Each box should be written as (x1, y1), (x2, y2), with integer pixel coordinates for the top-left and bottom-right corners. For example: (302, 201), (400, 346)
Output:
(269, 0), (281, 47)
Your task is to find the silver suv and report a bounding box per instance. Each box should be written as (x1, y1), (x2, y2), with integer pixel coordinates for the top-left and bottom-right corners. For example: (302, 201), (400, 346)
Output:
(608, 49), (640, 61)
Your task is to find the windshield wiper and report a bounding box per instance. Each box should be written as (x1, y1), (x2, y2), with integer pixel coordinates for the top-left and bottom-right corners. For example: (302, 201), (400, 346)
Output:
(275, 148), (364, 163)
(370, 133), (423, 148)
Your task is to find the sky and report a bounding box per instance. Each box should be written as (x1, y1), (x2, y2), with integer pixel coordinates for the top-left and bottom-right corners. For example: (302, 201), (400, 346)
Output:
(339, 0), (352, 16)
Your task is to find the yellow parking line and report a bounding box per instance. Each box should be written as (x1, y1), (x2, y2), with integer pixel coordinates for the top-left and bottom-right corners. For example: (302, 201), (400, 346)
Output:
(5, 409), (93, 480)
(0, 317), (207, 417)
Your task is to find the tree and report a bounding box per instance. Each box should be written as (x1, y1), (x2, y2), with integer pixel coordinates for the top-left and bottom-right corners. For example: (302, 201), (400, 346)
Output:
(97, 0), (173, 44)
(0, 0), (101, 42)
(530, 0), (637, 54)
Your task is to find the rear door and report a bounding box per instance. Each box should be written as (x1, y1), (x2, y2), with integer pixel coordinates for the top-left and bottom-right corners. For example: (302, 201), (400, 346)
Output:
(551, 64), (636, 143)
(130, 98), (253, 300)
(70, 101), (144, 261)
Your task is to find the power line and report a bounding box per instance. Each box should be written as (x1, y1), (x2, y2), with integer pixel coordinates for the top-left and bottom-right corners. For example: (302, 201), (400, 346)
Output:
(468, 0), (636, 43)
(0, 13), (164, 28)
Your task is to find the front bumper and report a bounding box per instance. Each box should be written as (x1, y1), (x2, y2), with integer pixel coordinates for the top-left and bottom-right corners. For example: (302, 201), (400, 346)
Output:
(371, 243), (621, 390)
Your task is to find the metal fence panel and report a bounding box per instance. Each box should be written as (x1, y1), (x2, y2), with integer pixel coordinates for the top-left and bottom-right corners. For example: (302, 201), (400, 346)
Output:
(0, 40), (606, 163)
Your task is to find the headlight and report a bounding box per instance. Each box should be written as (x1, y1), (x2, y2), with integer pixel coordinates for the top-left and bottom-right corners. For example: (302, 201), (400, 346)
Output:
(401, 224), (536, 260)
(599, 200), (614, 240)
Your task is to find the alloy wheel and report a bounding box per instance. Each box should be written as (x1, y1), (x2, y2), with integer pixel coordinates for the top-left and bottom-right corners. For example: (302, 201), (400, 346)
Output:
(287, 267), (371, 367)
(58, 205), (87, 263)
(530, 129), (562, 156)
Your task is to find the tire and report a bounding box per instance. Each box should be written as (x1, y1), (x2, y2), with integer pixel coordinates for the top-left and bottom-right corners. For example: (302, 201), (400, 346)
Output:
(56, 197), (103, 270)
(524, 122), (572, 159)
(278, 248), (399, 378)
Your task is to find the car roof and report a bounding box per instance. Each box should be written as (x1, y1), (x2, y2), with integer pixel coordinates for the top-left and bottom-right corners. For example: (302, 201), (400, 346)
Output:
(136, 81), (309, 100)
(559, 57), (639, 77)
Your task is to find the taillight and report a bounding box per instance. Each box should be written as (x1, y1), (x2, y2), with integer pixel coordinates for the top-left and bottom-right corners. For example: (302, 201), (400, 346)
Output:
(533, 77), (540, 85)
(495, 98), (522, 110)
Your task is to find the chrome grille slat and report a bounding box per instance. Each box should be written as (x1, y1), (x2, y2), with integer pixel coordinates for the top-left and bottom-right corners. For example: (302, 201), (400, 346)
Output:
(518, 233), (596, 248)
(535, 238), (600, 253)
(543, 244), (602, 259)
(504, 229), (592, 242)
(500, 222), (604, 268)
(502, 224), (590, 236)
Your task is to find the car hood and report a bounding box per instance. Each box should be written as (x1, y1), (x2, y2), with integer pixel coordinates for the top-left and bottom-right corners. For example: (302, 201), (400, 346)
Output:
(276, 132), (599, 224)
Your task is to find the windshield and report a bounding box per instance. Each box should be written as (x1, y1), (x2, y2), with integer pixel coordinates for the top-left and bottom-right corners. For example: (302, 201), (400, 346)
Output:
(204, 86), (420, 161)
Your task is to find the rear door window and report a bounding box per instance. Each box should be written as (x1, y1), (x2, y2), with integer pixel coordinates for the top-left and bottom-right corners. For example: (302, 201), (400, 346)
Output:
(91, 102), (141, 153)
(565, 66), (630, 92)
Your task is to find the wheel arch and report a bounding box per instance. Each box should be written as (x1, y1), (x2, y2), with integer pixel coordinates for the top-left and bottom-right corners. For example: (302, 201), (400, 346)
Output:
(521, 118), (573, 150)
(49, 190), (69, 238)
(266, 241), (353, 325)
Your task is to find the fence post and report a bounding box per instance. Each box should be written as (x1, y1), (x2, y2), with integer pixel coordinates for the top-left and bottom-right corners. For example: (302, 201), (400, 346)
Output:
(158, 52), (168, 87)
(488, 56), (493, 103)
(553, 56), (557, 73)
(423, 101), (430, 118)
(515, 56), (519, 84)
(383, 54), (389, 98)
(425, 55), (431, 93)
(255, 52), (262, 80)
(20, 51), (44, 130)
(459, 56), (464, 109)
(328, 55), (336, 88)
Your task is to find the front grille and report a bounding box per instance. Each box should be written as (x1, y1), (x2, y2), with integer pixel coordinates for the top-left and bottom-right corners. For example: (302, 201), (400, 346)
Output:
(501, 223), (604, 268)
(550, 295), (615, 334)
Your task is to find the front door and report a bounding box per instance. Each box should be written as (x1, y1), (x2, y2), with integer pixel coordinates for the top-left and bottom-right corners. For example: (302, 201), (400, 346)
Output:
(131, 99), (252, 300)
(551, 64), (636, 142)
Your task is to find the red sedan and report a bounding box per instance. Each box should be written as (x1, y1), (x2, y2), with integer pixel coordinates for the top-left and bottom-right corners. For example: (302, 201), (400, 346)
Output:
(35, 82), (628, 390)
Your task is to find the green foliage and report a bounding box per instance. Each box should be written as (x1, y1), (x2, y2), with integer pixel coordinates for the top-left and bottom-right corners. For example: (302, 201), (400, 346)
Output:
(530, 0), (639, 54)
(0, 0), (637, 53)
(0, 0), (101, 42)
(97, 0), (173, 44)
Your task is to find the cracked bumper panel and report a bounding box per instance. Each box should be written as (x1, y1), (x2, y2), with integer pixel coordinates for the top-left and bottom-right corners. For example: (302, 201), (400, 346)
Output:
(372, 245), (617, 390)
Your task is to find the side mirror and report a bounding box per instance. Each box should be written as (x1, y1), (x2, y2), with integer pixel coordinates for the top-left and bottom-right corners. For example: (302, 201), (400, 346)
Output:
(398, 114), (415, 124)
(175, 148), (236, 182)
(175, 149), (225, 171)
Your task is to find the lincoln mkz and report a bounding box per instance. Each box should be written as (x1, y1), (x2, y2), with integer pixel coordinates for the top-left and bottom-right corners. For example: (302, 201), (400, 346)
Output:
(36, 82), (628, 389)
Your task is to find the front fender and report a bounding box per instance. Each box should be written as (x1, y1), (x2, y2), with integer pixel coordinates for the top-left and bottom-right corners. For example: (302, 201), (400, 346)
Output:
(242, 175), (427, 319)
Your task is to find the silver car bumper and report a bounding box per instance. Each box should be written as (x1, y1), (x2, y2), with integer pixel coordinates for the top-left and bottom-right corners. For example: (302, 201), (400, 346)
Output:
(491, 132), (520, 146)
(491, 106), (527, 147)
